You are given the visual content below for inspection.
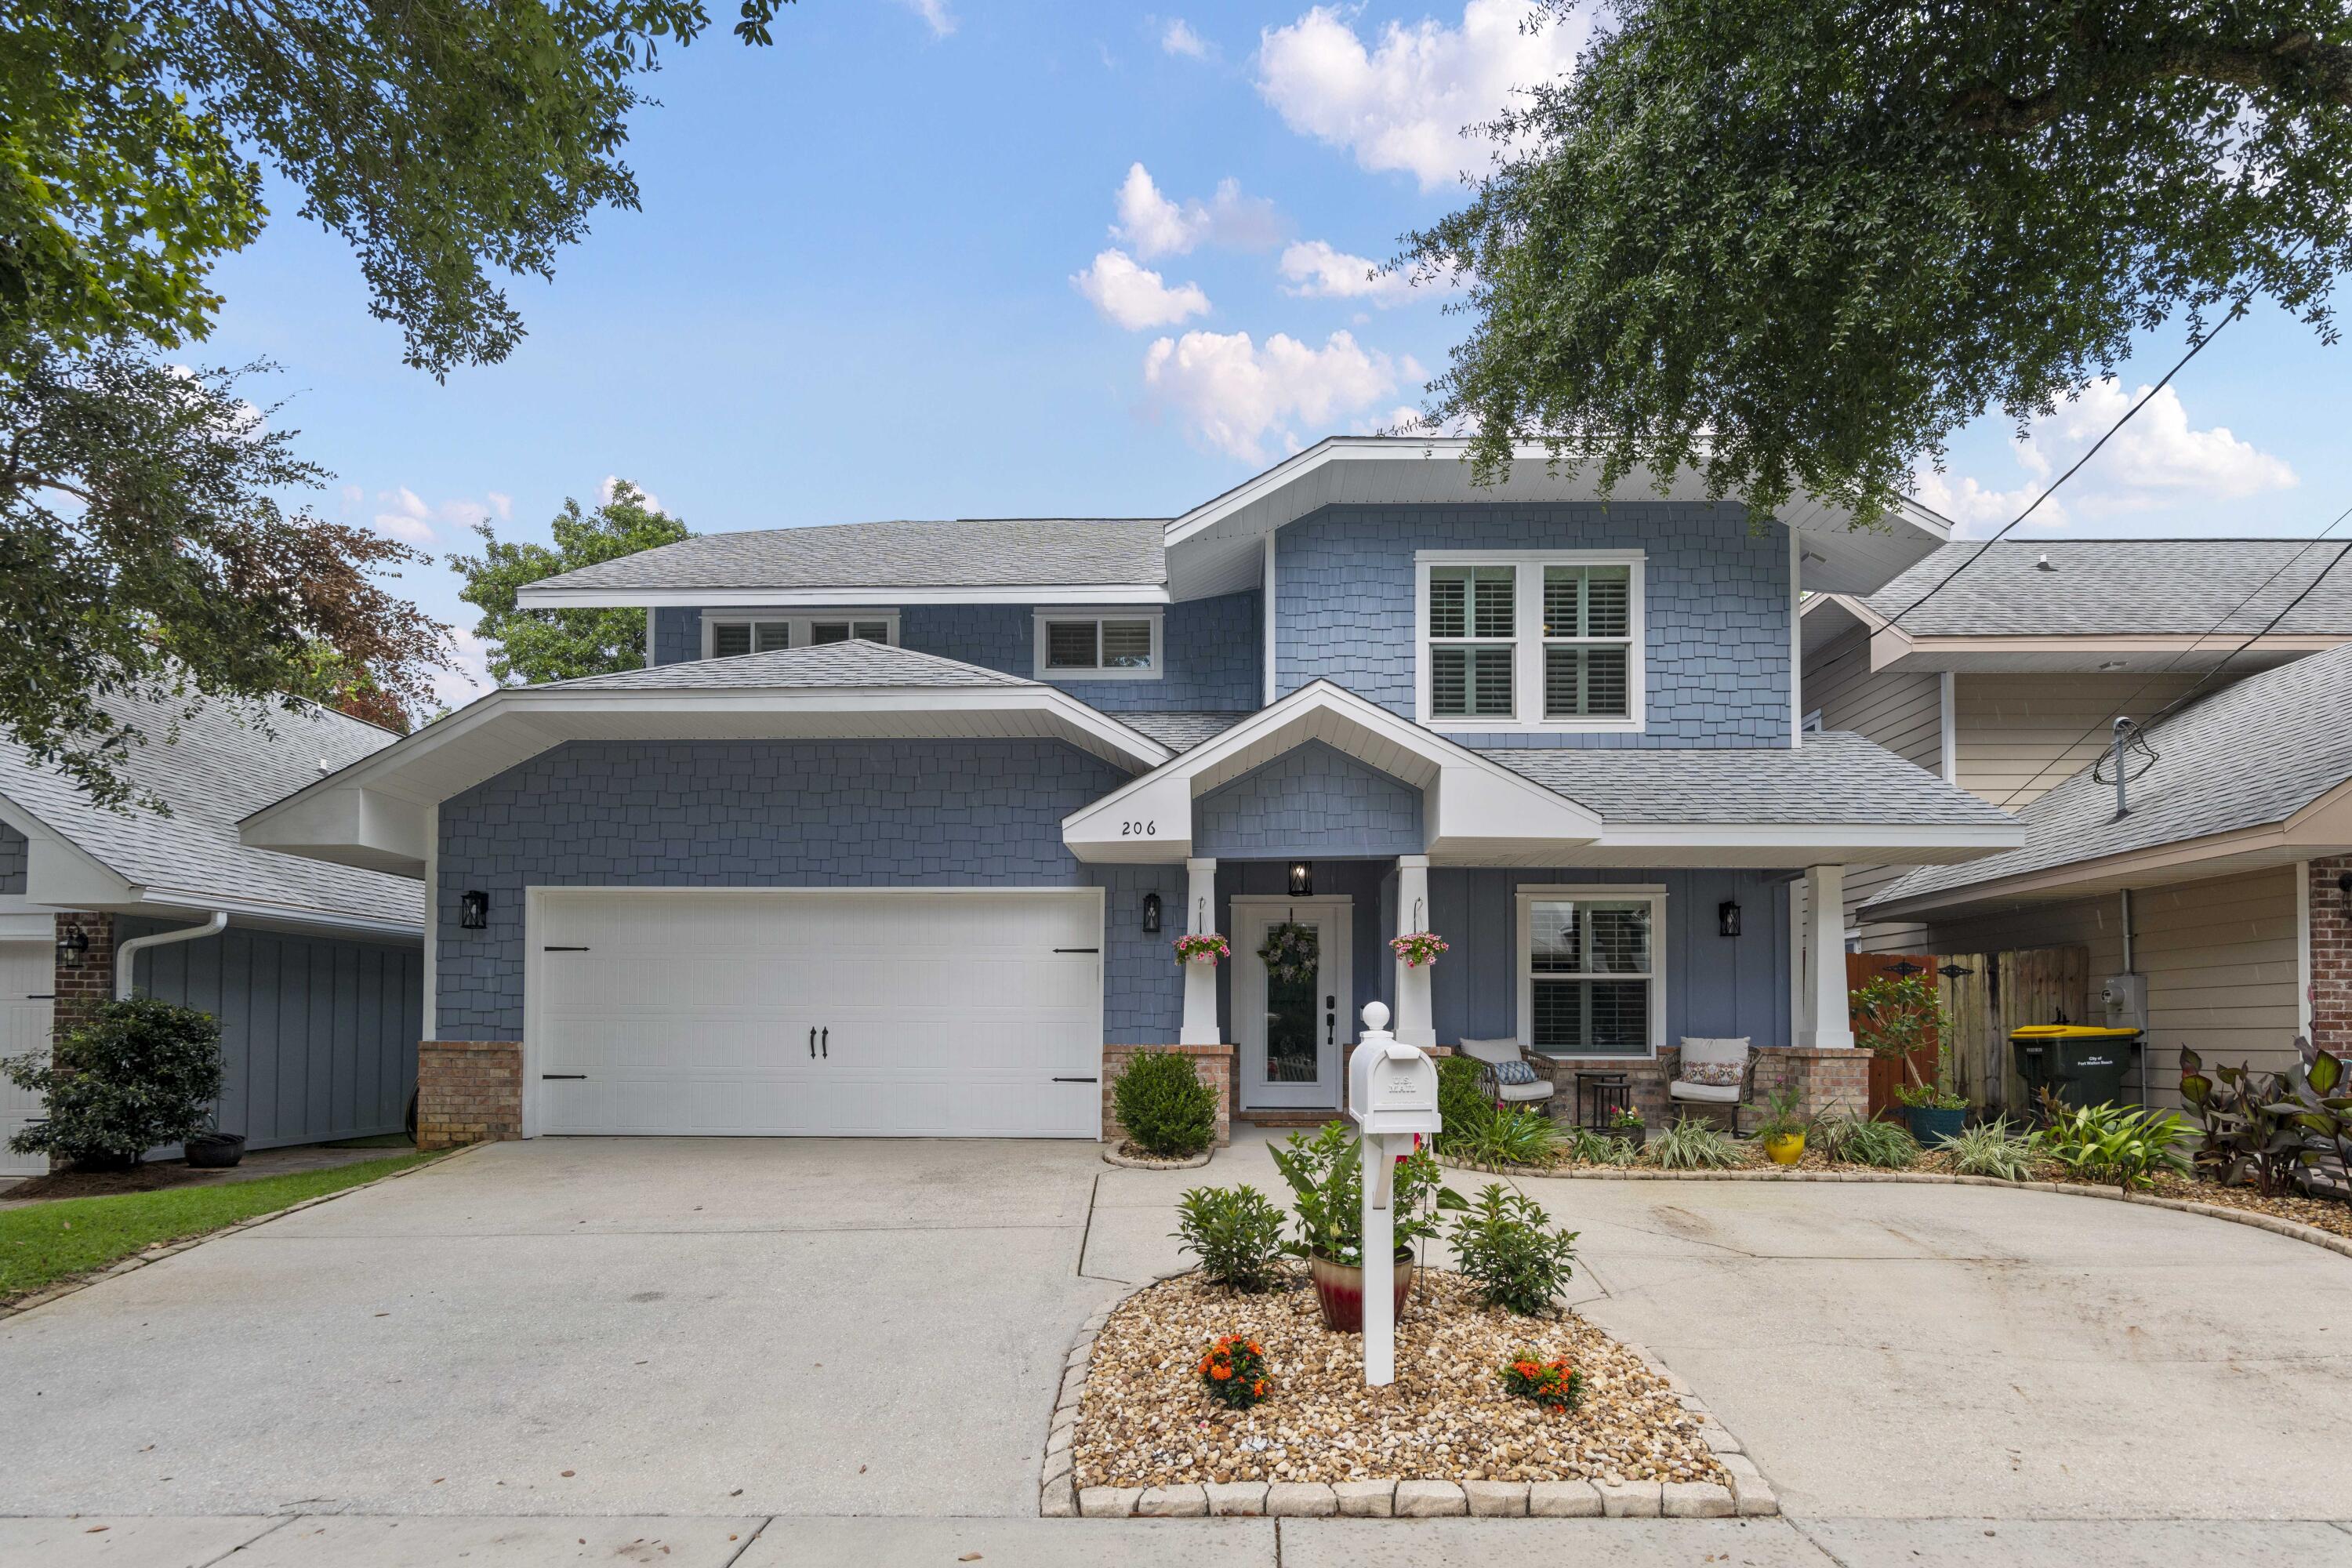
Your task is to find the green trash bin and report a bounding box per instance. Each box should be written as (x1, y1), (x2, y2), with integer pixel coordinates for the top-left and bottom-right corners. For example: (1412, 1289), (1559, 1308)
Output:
(2010, 1024), (2146, 1112)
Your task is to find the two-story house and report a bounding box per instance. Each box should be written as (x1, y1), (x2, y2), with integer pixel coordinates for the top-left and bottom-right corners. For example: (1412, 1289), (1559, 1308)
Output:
(241, 439), (2018, 1145)
(1802, 539), (2352, 1106)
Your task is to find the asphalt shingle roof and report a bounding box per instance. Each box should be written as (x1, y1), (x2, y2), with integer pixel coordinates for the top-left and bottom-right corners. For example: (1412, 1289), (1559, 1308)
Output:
(1866, 539), (2352, 638)
(528, 517), (1169, 596)
(0, 695), (423, 927)
(1486, 732), (2019, 826)
(547, 641), (1035, 691)
(1871, 641), (2352, 909)
(1116, 712), (1252, 753)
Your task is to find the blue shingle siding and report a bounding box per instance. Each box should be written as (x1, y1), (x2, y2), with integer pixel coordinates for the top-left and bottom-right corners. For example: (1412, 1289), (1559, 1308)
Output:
(902, 591), (1261, 711)
(434, 738), (1131, 1040)
(1097, 864), (1184, 1044)
(1273, 503), (1791, 748)
(1194, 742), (1423, 858)
(1428, 867), (1792, 1048)
(0, 822), (24, 895)
(652, 607), (702, 666)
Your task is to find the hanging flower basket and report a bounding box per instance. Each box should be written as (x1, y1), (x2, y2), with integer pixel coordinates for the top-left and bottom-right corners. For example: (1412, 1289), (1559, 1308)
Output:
(1257, 921), (1319, 985)
(1171, 933), (1229, 966)
(1389, 931), (1449, 969)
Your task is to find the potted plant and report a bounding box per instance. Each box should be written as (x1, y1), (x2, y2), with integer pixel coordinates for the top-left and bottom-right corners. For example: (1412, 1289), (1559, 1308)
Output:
(183, 1126), (247, 1168)
(1852, 975), (1967, 1143)
(1606, 1104), (1647, 1152)
(1171, 933), (1229, 966)
(1746, 1083), (1812, 1165)
(1269, 1121), (1463, 1334)
(1388, 931), (1449, 968)
(1894, 1076), (1969, 1147)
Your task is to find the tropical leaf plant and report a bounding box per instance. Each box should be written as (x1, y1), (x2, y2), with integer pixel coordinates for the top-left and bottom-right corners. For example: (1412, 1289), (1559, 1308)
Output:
(2260, 1037), (2352, 1196)
(2032, 1101), (2191, 1192)
(1268, 1121), (1465, 1265)
(2180, 1047), (2306, 1196)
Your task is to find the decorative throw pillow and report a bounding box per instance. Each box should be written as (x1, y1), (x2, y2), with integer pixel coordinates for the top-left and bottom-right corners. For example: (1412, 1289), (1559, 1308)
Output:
(1490, 1058), (1539, 1087)
(1679, 1060), (1742, 1087)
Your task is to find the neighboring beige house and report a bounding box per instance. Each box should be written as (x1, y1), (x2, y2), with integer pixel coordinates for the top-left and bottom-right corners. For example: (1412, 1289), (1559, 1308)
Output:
(1799, 540), (2352, 1107)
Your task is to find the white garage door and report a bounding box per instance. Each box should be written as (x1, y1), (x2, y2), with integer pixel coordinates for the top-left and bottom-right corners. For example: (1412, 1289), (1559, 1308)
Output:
(0, 942), (53, 1177)
(532, 889), (1104, 1138)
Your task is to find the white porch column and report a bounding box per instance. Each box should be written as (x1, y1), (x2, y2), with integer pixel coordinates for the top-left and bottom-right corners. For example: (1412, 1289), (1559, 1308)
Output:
(1181, 856), (1221, 1044)
(1393, 855), (1435, 1047)
(1800, 864), (1855, 1049)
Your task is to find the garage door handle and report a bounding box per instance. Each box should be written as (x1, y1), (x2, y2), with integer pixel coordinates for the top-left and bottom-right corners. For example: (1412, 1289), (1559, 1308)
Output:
(809, 1026), (817, 1059)
(542, 1073), (586, 1080)
(1053, 1076), (1098, 1083)
(1053, 947), (1099, 954)
(821, 1026), (829, 1058)
(26, 993), (53, 1000)
(543, 945), (590, 952)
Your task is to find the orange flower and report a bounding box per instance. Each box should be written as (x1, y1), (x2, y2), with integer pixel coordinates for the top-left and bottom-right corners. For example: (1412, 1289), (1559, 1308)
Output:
(1251, 1380), (1266, 1397)
(1247, 1341), (1263, 1356)
(1210, 1364), (1233, 1381)
(1197, 1358), (1210, 1375)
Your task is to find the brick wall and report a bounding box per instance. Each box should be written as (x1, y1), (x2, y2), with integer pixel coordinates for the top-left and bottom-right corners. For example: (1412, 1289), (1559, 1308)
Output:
(1753, 1047), (1871, 1123)
(1102, 1044), (1236, 1148)
(2311, 856), (2352, 1057)
(416, 1040), (523, 1149)
(51, 912), (114, 1036)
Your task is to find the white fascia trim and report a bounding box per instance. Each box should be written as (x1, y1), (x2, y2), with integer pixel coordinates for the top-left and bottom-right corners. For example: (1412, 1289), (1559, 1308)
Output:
(1594, 822), (2024, 851)
(1938, 673), (1958, 783)
(1261, 534), (1277, 706)
(113, 888), (424, 942)
(515, 584), (1171, 609)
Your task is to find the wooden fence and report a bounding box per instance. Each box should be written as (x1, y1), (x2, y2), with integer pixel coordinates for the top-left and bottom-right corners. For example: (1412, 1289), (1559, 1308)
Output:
(1847, 946), (2090, 1120)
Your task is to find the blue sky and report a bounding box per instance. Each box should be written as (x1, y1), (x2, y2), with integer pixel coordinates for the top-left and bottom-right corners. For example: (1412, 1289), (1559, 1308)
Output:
(191, 0), (2352, 702)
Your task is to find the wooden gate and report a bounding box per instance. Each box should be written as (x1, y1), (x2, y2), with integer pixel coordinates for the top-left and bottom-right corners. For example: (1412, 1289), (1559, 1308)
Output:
(1846, 947), (2090, 1119)
(1847, 953), (1941, 1119)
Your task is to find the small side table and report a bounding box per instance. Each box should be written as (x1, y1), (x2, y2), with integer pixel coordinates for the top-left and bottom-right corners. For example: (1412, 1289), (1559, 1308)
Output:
(1573, 1070), (1633, 1131)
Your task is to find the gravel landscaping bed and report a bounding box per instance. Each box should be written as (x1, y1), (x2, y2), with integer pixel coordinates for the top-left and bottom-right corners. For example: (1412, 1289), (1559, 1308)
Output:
(1068, 1269), (1728, 1494)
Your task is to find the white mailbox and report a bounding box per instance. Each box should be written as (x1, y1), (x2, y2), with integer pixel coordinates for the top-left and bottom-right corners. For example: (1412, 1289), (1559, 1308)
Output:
(1348, 1002), (1441, 1137)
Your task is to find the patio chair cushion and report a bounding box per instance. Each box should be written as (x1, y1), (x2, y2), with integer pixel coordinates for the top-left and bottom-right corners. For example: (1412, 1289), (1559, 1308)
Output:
(1678, 1059), (1743, 1087)
(1679, 1035), (1751, 1069)
(1668, 1079), (1741, 1105)
(1457, 1038), (1523, 1068)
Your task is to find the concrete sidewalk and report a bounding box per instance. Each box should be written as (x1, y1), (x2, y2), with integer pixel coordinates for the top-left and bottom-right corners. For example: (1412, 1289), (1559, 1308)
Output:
(9, 1513), (2352, 1567)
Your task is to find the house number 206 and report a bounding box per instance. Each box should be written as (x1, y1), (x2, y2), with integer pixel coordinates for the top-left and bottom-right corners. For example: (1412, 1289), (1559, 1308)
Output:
(1120, 820), (1157, 836)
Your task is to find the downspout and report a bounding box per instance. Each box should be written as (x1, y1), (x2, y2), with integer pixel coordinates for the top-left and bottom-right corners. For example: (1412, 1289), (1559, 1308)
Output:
(116, 913), (229, 1001)
(2119, 888), (2133, 974)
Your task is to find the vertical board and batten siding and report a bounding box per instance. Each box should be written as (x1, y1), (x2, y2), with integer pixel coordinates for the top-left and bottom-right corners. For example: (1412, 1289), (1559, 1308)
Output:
(1802, 625), (1944, 949)
(121, 918), (422, 1149)
(1951, 672), (2221, 808)
(1902, 864), (2300, 1108)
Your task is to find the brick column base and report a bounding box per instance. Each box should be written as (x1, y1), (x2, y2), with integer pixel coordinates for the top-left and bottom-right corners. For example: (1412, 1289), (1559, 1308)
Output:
(2310, 857), (2352, 1058)
(416, 1040), (523, 1149)
(1102, 1044), (1236, 1147)
(1753, 1046), (1871, 1124)
(52, 912), (116, 1036)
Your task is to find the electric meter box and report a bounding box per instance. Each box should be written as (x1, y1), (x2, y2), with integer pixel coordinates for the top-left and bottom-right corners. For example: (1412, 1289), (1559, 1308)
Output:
(2100, 973), (2148, 1031)
(1348, 1037), (1441, 1137)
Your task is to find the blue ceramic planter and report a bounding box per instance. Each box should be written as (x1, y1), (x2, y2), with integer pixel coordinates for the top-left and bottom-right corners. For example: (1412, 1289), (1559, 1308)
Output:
(1905, 1106), (1967, 1148)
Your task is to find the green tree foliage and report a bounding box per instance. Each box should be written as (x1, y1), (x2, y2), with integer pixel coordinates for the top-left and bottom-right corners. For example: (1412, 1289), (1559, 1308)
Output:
(450, 482), (690, 687)
(2, 0), (790, 379)
(0, 345), (449, 807)
(3, 998), (225, 1168)
(1406, 0), (2352, 520)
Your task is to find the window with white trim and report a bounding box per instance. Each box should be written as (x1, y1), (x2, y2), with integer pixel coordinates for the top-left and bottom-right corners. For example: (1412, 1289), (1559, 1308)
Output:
(1417, 552), (1642, 731)
(1033, 611), (1162, 680)
(704, 612), (897, 659)
(1518, 887), (1664, 1057)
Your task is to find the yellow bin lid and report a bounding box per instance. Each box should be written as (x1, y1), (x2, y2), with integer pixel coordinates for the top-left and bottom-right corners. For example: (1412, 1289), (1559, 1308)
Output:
(2009, 1024), (2143, 1040)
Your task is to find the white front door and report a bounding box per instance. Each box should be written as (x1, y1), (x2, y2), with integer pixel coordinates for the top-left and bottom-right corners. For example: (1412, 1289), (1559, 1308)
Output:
(528, 888), (1104, 1138)
(0, 942), (53, 1176)
(1234, 897), (1354, 1110)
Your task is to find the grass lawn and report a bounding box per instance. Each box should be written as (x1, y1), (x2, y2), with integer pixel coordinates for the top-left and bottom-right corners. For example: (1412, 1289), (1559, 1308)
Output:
(0, 1149), (444, 1305)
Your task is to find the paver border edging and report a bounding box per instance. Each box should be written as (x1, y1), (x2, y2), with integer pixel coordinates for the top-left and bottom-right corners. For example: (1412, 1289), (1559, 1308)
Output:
(1100, 1143), (1213, 1171)
(1036, 1270), (1780, 1522)
(1437, 1156), (2352, 1264)
(0, 1142), (485, 1323)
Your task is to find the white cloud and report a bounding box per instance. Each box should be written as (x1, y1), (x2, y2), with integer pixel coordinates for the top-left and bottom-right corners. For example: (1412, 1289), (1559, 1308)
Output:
(1160, 17), (1213, 59)
(488, 491), (514, 522)
(1073, 249), (1212, 330)
(1142, 328), (1399, 461)
(1257, 0), (1589, 191)
(431, 626), (495, 710)
(1279, 238), (1424, 306)
(600, 475), (663, 515)
(339, 483), (364, 509)
(1916, 379), (2296, 535)
(898, 0), (955, 38)
(372, 486), (436, 546)
(1111, 163), (1283, 259)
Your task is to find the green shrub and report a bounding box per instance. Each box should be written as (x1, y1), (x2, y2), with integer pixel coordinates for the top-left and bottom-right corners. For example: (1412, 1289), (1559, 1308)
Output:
(2033, 1102), (2190, 1191)
(1173, 1185), (1288, 1292)
(1434, 1054), (1496, 1155)
(1450, 1183), (1580, 1315)
(1648, 1114), (1741, 1170)
(1270, 1121), (1463, 1265)
(1942, 1118), (2037, 1180)
(1814, 1113), (1920, 1169)
(1112, 1048), (1218, 1158)
(2179, 1048), (2307, 1196)
(3, 1000), (223, 1168)
(1566, 1127), (1636, 1166)
(1453, 1107), (1562, 1169)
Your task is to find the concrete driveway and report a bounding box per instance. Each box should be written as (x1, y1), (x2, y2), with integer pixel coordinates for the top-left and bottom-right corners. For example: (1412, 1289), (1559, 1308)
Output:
(0, 1137), (1120, 1517)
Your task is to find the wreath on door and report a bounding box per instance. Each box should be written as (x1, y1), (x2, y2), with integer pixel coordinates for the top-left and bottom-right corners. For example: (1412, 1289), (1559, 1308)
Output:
(1257, 920), (1319, 985)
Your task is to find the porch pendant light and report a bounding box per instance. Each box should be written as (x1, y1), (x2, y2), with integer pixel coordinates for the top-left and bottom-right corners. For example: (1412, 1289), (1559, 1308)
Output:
(1288, 861), (1314, 897)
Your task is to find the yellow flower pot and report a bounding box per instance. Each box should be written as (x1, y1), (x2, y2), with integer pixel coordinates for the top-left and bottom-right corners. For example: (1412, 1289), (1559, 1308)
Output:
(1762, 1132), (1806, 1166)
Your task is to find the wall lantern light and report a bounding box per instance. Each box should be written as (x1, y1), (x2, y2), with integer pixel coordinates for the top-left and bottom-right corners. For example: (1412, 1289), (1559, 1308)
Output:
(1288, 861), (1315, 898)
(1142, 891), (1163, 934)
(1718, 900), (1742, 938)
(56, 924), (90, 966)
(2339, 870), (2351, 913)
(459, 890), (490, 930)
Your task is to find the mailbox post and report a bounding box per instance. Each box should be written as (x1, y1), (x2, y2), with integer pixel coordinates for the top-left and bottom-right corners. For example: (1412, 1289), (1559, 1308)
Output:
(1347, 1000), (1440, 1388)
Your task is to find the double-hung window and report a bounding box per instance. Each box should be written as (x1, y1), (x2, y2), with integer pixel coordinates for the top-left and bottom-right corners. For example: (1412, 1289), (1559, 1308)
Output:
(1517, 886), (1664, 1057)
(1417, 552), (1642, 731)
(1033, 610), (1162, 679)
(705, 613), (896, 659)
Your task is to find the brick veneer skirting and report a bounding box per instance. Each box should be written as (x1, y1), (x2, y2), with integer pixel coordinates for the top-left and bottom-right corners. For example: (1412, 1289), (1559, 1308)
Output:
(1751, 1047), (1871, 1123)
(1102, 1044), (1236, 1147)
(416, 1040), (523, 1150)
(2311, 856), (2352, 1058)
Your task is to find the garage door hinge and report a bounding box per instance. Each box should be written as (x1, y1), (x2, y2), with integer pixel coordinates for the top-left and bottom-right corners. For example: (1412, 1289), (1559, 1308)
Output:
(1052, 1076), (1099, 1083)
(542, 945), (590, 952)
